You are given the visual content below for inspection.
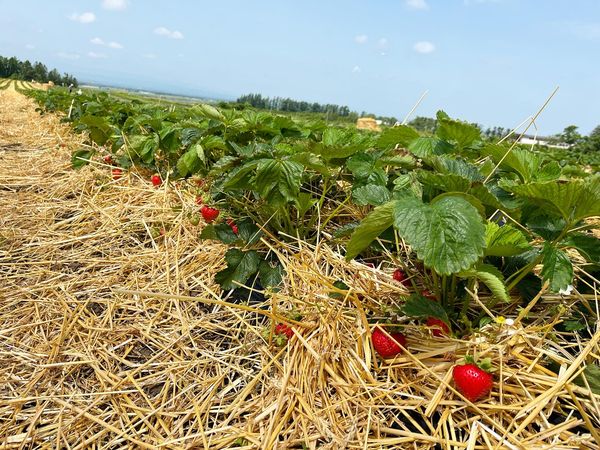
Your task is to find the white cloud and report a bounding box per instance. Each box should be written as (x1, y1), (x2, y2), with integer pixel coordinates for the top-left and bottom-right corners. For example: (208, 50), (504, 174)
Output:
(352, 65), (361, 73)
(58, 52), (81, 59)
(108, 41), (123, 49)
(25, 44), (35, 49)
(378, 37), (388, 47)
(413, 41), (435, 53)
(91, 37), (104, 45)
(154, 26), (184, 39)
(91, 37), (123, 49)
(406, 0), (429, 10)
(69, 12), (96, 24)
(88, 51), (107, 59)
(354, 34), (368, 44)
(102, 0), (128, 10)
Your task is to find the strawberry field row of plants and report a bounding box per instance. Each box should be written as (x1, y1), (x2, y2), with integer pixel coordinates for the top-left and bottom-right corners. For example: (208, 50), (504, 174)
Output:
(24, 85), (600, 396)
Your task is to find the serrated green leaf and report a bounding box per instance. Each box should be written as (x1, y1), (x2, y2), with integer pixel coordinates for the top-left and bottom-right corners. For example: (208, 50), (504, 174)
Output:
(352, 184), (391, 206)
(294, 192), (318, 217)
(345, 201), (395, 260)
(195, 103), (225, 121)
(541, 243), (573, 293)
(503, 178), (600, 224)
(71, 149), (94, 169)
(417, 172), (471, 193)
(254, 158), (304, 206)
(561, 233), (600, 263)
(347, 153), (388, 185)
(236, 219), (263, 245)
(574, 364), (600, 395)
(377, 125), (419, 149)
(436, 117), (481, 150)
(214, 249), (261, 290)
(393, 195), (486, 275)
(176, 146), (204, 177)
(482, 144), (545, 183)
(258, 260), (284, 290)
(403, 295), (449, 323)
(485, 222), (531, 257)
(459, 263), (509, 301)
(408, 137), (453, 157)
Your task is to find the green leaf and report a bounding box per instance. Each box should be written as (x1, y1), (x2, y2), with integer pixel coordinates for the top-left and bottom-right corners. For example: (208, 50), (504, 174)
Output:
(254, 158), (304, 206)
(71, 149), (94, 169)
(408, 137), (453, 157)
(403, 295), (449, 324)
(561, 233), (600, 263)
(378, 155), (417, 169)
(574, 364), (600, 395)
(199, 223), (238, 244)
(502, 178), (600, 224)
(290, 152), (329, 176)
(129, 133), (159, 164)
(541, 243), (573, 293)
(393, 195), (486, 275)
(485, 222), (531, 257)
(431, 156), (483, 182)
(417, 172), (471, 193)
(346, 153), (387, 185)
(195, 103), (225, 121)
(176, 146), (204, 177)
(80, 115), (112, 146)
(294, 192), (318, 217)
(214, 249), (261, 290)
(377, 125), (419, 149)
(436, 116), (481, 150)
(352, 184), (391, 206)
(459, 264), (509, 301)
(235, 219), (263, 245)
(345, 201), (395, 260)
(482, 144), (545, 183)
(258, 260), (284, 290)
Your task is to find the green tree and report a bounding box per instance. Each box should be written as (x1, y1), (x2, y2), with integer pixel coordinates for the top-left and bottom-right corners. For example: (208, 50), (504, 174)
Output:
(561, 125), (582, 146)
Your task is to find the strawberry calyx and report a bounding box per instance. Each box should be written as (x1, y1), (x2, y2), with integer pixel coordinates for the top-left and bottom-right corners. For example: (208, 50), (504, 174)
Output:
(464, 355), (493, 372)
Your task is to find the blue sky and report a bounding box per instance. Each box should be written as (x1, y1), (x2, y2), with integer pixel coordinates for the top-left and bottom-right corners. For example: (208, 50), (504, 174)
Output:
(1, 0), (599, 135)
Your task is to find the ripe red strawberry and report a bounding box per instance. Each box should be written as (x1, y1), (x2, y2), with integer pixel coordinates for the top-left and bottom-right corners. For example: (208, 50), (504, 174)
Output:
(227, 218), (239, 235)
(275, 323), (293, 339)
(200, 205), (219, 223)
(392, 268), (410, 286)
(426, 317), (450, 337)
(151, 174), (161, 186)
(371, 326), (407, 358)
(421, 289), (437, 301)
(453, 359), (493, 402)
(111, 168), (122, 180)
(103, 155), (113, 164)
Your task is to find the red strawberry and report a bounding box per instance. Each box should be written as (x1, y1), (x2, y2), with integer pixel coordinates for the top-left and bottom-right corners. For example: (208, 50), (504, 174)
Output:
(227, 219), (239, 235)
(103, 155), (113, 164)
(200, 205), (219, 223)
(275, 323), (293, 339)
(111, 168), (122, 180)
(421, 289), (437, 301)
(426, 317), (450, 337)
(371, 326), (407, 358)
(392, 268), (410, 286)
(453, 359), (493, 402)
(151, 174), (161, 186)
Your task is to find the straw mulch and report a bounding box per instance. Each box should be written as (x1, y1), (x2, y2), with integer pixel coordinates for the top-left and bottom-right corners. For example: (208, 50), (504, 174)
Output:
(1, 83), (599, 449)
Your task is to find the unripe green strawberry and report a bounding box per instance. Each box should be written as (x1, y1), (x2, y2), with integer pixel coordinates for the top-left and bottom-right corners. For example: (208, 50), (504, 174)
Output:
(453, 358), (493, 402)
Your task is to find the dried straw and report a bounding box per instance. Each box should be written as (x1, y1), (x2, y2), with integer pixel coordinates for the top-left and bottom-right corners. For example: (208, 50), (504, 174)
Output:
(1, 83), (599, 449)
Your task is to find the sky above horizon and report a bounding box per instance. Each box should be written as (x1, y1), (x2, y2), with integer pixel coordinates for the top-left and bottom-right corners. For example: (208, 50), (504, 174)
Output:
(1, 0), (599, 135)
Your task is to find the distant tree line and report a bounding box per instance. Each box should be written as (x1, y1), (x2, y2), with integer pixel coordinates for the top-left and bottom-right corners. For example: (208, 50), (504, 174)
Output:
(0, 55), (78, 87)
(236, 93), (402, 125)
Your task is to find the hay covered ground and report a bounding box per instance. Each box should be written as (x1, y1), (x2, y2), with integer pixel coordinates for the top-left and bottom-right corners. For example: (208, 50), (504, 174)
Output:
(1, 82), (599, 449)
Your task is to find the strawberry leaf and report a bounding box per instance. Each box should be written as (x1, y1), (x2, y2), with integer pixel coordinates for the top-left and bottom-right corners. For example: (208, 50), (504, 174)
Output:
(214, 249), (260, 290)
(541, 243), (573, 293)
(403, 295), (449, 324)
(393, 195), (486, 275)
(485, 222), (531, 257)
(345, 201), (395, 261)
